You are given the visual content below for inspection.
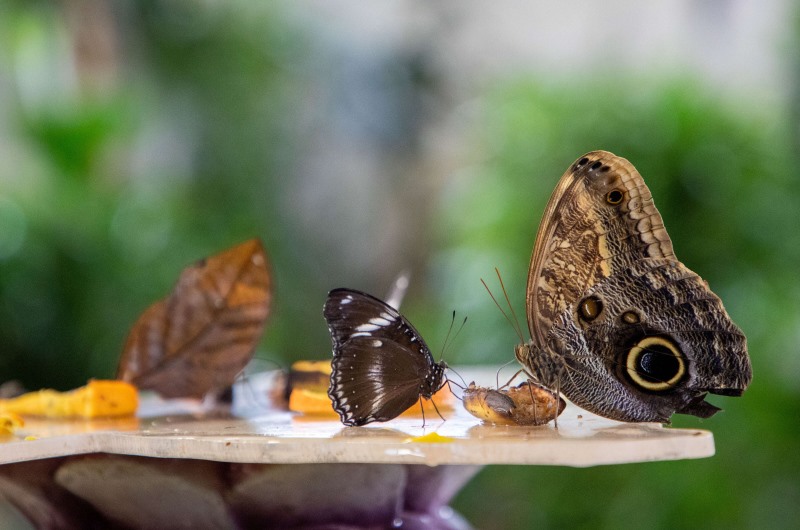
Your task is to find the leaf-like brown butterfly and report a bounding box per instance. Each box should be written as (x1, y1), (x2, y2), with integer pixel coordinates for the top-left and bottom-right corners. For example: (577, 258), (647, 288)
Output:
(117, 239), (271, 399)
(515, 151), (752, 422)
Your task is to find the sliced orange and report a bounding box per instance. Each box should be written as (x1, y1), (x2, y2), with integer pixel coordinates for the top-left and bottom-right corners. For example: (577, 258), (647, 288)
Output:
(0, 380), (138, 419)
(0, 412), (24, 435)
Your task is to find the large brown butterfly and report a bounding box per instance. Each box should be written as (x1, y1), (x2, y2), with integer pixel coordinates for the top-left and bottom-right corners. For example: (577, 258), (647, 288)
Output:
(515, 151), (752, 422)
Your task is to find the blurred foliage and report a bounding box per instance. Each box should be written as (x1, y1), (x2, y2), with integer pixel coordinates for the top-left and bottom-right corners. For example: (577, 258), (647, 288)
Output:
(0, 1), (323, 389)
(0, 1), (798, 529)
(442, 79), (800, 528)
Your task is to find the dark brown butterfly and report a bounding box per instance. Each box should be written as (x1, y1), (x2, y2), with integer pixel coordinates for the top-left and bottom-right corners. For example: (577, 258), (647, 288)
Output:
(323, 288), (446, 426)
(117, 239), (271, 399)
(516, 151), (752, 422)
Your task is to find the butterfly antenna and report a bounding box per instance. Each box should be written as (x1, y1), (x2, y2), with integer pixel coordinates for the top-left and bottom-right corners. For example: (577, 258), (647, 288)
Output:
(440, 312), (468, 363)
(481, 277), (525, 344)
(439, 310), (457, 362)
(496, 268), (526, 342)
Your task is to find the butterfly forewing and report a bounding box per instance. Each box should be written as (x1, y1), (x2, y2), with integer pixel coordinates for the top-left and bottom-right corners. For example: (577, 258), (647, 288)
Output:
(324, 288), (445, 426)
(526, 151), (675, 346)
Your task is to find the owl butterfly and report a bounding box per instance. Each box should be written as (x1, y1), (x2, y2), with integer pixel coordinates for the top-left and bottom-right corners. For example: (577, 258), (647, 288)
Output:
(324, 288), (447, 426)
(117, 239), (272, 399)
(516, 151), (752, 422)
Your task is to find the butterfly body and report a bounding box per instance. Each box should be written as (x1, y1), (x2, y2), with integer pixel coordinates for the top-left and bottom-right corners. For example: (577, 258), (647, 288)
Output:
(324, 288), (447, 426)
(519, 151), (751, 422)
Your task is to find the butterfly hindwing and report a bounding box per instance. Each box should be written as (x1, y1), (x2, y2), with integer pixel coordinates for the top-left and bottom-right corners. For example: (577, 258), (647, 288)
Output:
(329, 336), (433, 425)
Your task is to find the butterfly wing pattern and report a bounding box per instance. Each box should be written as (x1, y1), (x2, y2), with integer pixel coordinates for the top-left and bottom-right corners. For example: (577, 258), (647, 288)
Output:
(323, 288), (446, 426)
(517, 151), (751, 422)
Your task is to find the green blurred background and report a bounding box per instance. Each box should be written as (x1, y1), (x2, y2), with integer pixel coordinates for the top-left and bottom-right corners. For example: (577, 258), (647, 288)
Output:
(1, 1), (798, 528)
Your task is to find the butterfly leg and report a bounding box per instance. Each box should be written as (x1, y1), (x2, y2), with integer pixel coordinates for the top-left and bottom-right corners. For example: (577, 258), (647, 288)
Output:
(417, 397), (445, 427)
(523, 344), (566, 429)
(500, 368), (526, 391)
(553, 377), (560, 430)
(525, 381), (539, 425)
(430, 397), (447, 423)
